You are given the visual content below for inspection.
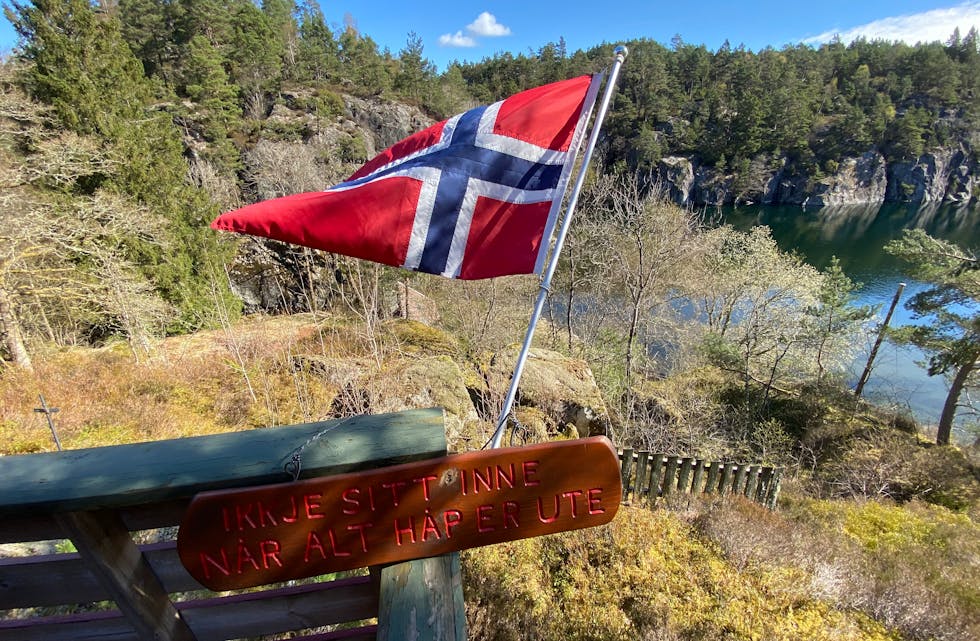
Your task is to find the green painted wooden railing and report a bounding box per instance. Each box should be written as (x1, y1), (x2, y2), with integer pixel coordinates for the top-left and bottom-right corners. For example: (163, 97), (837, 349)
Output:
(0, 408), (465, 641)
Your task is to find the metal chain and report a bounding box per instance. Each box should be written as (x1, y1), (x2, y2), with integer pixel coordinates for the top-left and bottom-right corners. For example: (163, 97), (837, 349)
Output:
(282, 417), (355, 481)
(509, 411), (533, 447)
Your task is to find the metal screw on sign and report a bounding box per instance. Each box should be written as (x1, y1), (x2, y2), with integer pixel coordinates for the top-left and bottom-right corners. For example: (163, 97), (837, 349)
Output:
(33, 394), (62, 451)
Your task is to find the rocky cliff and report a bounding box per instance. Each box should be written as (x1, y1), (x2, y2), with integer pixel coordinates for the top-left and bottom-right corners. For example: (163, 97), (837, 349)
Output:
(221, 91), (433, 314)
(656, 146), (978, 207)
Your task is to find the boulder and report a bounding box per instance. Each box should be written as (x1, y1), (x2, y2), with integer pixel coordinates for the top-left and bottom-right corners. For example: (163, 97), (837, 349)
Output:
(359, 355), (481, 449)
(226, 237), (335, 314)
(485, 347), (610, 438)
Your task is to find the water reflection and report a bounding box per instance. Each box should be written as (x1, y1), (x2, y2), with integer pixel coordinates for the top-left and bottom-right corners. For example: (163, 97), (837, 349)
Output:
(721, 202), (979, 436)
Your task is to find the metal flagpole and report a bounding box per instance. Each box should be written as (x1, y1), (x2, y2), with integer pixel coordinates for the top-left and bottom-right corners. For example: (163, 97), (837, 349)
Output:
(490, 45), (629, 449)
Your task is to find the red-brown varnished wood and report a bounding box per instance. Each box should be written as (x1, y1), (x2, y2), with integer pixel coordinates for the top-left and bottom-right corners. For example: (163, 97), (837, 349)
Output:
(178, 437), (621, 590)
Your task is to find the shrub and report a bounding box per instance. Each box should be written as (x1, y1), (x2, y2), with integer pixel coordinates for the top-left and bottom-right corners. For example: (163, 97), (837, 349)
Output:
(463, 506), (899, 641)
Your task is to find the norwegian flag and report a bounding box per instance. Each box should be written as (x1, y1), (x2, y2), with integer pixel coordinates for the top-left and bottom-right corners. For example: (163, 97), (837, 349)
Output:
(211, 75), (601, 279)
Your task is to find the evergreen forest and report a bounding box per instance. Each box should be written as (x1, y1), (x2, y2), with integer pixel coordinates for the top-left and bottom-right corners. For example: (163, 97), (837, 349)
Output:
(0, 2), (978, 641)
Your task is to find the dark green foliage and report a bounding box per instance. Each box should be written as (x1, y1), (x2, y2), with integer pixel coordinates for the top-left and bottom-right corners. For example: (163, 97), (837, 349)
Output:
(295, 0), (338, 82)
(8, 0), (152, 135)
(7, 0), (238, 330)
(885, 230), (979, 445)
(459, 33), (980, 174)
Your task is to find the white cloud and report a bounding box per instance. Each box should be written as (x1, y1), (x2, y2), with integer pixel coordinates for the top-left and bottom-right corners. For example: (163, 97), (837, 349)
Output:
(466, 12), (512, 37)
(804, 1), (980, 46)
(439, 30), (477, 48)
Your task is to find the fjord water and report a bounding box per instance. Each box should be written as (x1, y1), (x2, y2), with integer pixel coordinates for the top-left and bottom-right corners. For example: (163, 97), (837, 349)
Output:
(723, 202), (980, 439)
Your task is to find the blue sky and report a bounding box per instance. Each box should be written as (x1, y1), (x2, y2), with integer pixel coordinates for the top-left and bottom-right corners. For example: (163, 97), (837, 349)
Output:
(2, 1), (980, 69)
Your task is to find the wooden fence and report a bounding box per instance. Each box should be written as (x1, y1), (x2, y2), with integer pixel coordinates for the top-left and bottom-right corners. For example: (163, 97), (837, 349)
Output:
(618, 450), (781, 509)
(0, 408), (465, 641)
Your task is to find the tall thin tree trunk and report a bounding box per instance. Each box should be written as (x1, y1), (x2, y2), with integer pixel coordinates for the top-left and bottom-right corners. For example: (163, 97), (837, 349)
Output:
(936, 355), (976, 446)
(0, 286), (33, 371)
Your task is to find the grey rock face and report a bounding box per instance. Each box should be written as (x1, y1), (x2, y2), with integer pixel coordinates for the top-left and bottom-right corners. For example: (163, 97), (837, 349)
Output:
(806, 152), (887, 207)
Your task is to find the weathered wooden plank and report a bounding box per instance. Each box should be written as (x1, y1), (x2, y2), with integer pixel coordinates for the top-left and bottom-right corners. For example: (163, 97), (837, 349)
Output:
(718, 463), (734, 495)
(289, 625), (378, 641)
(676, 458), (693, 494)
(765, 469), (782, 509)
(0, 408), (447, 516)
(619, 449), (634, 501)
(0, 499), (192, 545)
(756, 468), (773, 502)
(691, 460), (706, 494)
(0, 542), (203, 609)
(55, 510), (197, 641)
(648, 455), (664, 499)
(0, 608), (133, 641)
(732, 464), (748, 495)
(661, 457), (678, 497)
(635, 451), (649, 498)
(0, 576), (377, 641)
(703, 461), (719, 495)
(744, 465), (759, 498)
(179, 576), (378, 641)
(377, 554), (465, 641)
(0, 513), (64, 544)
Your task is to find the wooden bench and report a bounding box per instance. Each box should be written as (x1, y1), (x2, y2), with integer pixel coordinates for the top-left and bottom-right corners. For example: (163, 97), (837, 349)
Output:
(0, 407), (465, 641)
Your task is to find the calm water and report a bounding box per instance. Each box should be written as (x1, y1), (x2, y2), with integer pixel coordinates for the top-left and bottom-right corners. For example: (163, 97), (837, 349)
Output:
(722, 202), (980, 437)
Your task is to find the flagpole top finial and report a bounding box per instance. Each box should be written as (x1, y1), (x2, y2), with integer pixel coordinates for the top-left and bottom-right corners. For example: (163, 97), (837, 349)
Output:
(613, 45), (628, 61)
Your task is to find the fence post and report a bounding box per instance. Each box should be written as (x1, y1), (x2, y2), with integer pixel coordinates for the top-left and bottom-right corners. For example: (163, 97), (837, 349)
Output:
(377, 554), (466, 641)
(635, 451), (650, 498)
(703, 461), (718, 495)
(676, 458), (693, 494)
(765, 469), (782, 509)
(756, 468), (772, 502)
(690, 459), (705, 494)
(648, 455), (664, 500)
(732, 464), (749, 495)
(718, 463), (733, 495)
(620, 449), (634, 501)
(744, 465), (759, 498)
(662, 457), (678, 497)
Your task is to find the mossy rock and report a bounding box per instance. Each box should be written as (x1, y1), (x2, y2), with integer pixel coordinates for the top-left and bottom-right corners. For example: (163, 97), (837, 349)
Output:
(488, 347), (609, 438)
(386, 319), (457, 355)
(335, 355), (480, 450)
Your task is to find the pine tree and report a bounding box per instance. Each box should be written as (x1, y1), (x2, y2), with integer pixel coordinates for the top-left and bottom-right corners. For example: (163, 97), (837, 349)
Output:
(7, 0), (239, 330)
(296, 0), (338, 82)
(394, 32), (435, 105)
(886, 230), (979, 445)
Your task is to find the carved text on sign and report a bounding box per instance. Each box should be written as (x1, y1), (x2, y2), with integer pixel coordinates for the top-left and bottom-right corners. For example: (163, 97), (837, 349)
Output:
(177, 437), (621, 590)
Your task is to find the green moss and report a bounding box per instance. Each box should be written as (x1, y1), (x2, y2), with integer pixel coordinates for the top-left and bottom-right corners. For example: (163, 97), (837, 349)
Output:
(841, 501), (935, 550)
(387, 319), (459, 355)
(463, 507), (901, 641)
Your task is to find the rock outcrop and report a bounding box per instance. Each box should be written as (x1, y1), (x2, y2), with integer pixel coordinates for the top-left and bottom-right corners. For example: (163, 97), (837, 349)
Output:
(805, 152), (888, 207)
(656, 147), (977, 207)
(886, 147), (977, 203)
(225, 92), (432, 315)
(480, 347), (610, 439)
(657, 157), (695, 203)
(226, 237), (336, 314)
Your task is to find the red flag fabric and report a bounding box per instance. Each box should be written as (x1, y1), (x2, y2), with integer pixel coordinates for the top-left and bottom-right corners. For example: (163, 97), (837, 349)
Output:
(211, 75), (600, 279)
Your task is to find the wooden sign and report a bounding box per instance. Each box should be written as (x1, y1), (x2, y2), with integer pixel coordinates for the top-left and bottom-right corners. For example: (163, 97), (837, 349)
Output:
(177, 437), (621, 590)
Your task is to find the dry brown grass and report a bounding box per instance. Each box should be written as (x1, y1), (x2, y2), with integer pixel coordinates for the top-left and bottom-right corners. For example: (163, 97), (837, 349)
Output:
(0, 312), (492, 454)
(693, 496), (980, 641)
(0, 314), (358, 452)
